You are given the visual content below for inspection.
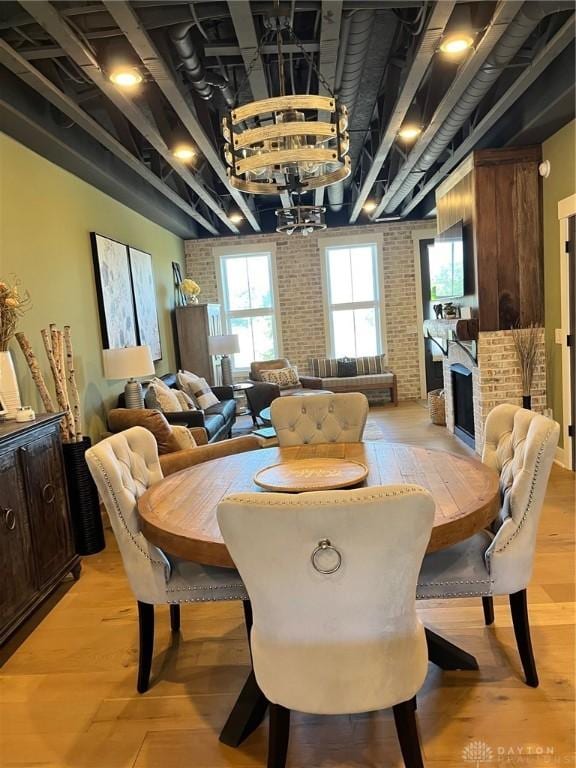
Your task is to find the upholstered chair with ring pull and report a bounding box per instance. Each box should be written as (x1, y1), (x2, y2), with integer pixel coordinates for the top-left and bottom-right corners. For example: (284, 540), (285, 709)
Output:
(218, 485), (435, 768)
(86, 427), (250, 694)
(417, 405), (559, 686)
(270, 392), (369, 447)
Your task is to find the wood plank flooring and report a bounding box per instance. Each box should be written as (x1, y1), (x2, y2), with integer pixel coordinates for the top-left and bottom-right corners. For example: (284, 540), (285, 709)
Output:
(1, 402), (574, 768)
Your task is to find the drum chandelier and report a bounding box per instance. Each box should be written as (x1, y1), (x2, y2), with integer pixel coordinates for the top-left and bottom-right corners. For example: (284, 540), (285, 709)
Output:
(222, 17), (350, 196)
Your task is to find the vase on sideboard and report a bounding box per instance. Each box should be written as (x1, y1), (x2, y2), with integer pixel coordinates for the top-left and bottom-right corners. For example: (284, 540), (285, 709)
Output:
(0, 350), (22, 418)
(522, 395), (532, 410)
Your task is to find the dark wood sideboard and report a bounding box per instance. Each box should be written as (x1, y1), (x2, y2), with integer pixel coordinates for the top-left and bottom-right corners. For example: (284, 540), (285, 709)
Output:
(0, 414), (80, 645)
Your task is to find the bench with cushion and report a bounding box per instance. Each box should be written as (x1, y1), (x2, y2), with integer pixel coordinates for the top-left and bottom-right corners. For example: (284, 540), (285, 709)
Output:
(117, 373), (236, 442)
(307, 355), (398, 405)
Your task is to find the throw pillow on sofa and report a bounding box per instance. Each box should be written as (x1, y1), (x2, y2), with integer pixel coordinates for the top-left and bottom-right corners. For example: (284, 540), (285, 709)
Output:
(174, 390), (197, 411)
(185, 376), (219, 409)
(145, 382), (183, 413)
(260, 366), (299, 389)
(177, 369), (202, 399)
(171, 425), (198, 449)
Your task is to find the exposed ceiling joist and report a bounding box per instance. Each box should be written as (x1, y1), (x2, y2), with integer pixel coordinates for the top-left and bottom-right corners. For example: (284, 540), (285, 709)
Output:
(0, 38), (217, 234)
(314, 0), (342, 207)
(227, 0), (292, 210)
(18, 42), (321, 61)
(369, 0), (524, 220)
(102, 0), (261, 233)
(18, 0), (239, 236)
(400, 14), (576, 217)
(348, 1), (456, 223)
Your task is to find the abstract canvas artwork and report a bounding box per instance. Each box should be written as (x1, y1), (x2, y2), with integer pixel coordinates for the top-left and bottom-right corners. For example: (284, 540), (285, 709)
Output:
(91, 233), (137, 349)
(129, 247), (162, 361)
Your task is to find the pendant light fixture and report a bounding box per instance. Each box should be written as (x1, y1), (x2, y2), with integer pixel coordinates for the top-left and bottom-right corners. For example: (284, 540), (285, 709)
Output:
(222, 16), (350, 196)
(275, 204), (326, 236)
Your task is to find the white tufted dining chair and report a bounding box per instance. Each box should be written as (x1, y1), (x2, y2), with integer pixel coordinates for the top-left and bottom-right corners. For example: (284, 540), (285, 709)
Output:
(218, 485), (435, 768)
(270, 392), (369, 446)
(417, 405), (559, 686)
(86, 427), (247, 693)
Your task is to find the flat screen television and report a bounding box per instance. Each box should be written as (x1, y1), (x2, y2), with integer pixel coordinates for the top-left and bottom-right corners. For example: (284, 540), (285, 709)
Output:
(430, 220), (465, 299)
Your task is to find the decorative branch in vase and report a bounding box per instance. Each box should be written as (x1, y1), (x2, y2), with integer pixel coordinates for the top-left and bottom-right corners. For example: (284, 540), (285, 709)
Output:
(16, 323), (104, 554)
(0, 277), (31, 417)
(511, 323), (540, 410)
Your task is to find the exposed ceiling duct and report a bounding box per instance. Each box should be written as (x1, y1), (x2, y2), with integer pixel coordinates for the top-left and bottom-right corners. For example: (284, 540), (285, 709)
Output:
(170, 23), (235, 107)
(378, 0), (574, 215)
(327, 9), (374, 211)
(400, 15), (575, 218)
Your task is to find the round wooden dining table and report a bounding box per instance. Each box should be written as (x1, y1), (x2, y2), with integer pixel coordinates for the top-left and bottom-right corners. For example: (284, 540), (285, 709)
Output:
(138, 441), (500, 568)
(138, 441), (500, 748)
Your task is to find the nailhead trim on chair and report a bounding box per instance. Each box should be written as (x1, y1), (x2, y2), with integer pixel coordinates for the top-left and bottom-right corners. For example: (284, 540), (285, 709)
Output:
(418, 578), (492, 586)
(166, 595), (247, 604)
(418, 589), (493, 598)
(166, 584), (245, 593)
(91, 454), (169, 571)
(487, 427), (553, 562)
(224, 486), (426, 507)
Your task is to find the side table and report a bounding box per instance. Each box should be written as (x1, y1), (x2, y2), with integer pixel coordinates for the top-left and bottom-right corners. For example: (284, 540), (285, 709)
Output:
(231, 381), (254, 416)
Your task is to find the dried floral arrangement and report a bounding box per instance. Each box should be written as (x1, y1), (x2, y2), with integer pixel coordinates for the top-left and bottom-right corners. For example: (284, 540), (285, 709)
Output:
(0, 277), (31, 351)
(16, 324), (83, 443)
(511, 323), (540, 397)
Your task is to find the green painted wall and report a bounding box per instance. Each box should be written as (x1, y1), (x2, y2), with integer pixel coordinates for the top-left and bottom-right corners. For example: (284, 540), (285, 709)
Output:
(0, 133), (185, 441)
(543, 119), (575, 446)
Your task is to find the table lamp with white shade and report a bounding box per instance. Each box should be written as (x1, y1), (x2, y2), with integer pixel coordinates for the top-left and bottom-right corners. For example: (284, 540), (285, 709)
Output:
(208, 334), (239, 386)
(102, 345), (155, 408)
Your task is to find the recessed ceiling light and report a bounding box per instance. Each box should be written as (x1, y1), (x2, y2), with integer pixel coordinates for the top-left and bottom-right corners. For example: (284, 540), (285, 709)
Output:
(109, 67), (142, 87)
(172, 144), (196, 162)
(398, 125), (422, 141)
(229, 213), (243, 224)
(439, 34), (474, 55)
(363, 200), (377, 213)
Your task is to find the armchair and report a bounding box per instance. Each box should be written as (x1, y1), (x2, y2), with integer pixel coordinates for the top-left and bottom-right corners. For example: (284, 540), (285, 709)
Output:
(249, 358), (323, 393)
(247, 359), (331, 427)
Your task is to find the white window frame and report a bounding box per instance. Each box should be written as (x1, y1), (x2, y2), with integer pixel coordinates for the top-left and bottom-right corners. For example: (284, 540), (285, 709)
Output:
(214, 243), (282, 372)
(319, 234), (386, 359)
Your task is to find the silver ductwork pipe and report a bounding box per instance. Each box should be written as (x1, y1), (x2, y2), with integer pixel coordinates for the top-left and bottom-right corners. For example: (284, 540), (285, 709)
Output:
(170, 23), (235, 107)
(328, 9), (374, 211)
(382, 0), (574, 214)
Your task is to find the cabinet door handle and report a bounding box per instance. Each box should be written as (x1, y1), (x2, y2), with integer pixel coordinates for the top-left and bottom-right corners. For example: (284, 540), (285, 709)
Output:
(42, 483), (56, 504)
(3, 508), (15, 531)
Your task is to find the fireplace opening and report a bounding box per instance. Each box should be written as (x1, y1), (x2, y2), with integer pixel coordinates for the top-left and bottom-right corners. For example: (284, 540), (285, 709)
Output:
(451, 363), (475, 448)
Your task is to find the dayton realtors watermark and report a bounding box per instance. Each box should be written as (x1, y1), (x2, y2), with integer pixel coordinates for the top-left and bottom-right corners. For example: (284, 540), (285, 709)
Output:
(462, 740), (571, 765)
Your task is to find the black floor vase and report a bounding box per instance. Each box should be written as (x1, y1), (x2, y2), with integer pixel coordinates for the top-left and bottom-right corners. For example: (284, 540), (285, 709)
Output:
(62, 437), (105, 555)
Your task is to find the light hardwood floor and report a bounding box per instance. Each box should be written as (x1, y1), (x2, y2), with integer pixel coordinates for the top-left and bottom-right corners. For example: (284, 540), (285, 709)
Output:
(1, 402), (574, 768)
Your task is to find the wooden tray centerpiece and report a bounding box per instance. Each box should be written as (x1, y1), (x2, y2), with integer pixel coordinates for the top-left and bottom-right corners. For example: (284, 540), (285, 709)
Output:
(253, 458), (368, 493)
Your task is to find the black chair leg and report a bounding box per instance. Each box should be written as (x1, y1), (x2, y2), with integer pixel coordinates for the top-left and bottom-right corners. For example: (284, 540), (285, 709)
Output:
(509, 589), (539, 687)
(482, 596), (495, 626)
(393, 697), (425, 768)
(170, 604), (180, 633)
(267, 704), (290, 768)
(137, 601), (154, 693)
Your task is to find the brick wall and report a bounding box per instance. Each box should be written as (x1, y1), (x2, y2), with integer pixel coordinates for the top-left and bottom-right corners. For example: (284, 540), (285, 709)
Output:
(443, 329), (547, 453)
(185, 220), (434, 400)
